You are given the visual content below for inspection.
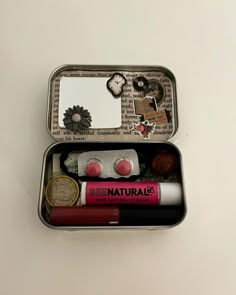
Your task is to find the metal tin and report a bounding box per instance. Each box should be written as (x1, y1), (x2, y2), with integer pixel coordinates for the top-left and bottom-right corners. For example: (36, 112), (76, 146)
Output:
(39, 65), (186, 230)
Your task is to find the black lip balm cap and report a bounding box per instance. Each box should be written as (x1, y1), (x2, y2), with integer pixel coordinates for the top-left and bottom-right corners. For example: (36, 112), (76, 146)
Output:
(119, 206), (181, 226)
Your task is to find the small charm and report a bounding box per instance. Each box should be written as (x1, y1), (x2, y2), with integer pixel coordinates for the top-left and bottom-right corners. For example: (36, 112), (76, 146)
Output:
(131, 120), (156, 139)
(143, 109), (171, 124)
(63, 105), (92, 131)
(133, 76), (149, 92)
(107, 73), (127, 97)
(145, 79), (164, 105)
(134, 96), (157, 115)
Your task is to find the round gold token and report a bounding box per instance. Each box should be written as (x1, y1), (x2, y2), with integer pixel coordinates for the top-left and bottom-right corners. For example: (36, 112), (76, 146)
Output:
(45, 176), (79, 207)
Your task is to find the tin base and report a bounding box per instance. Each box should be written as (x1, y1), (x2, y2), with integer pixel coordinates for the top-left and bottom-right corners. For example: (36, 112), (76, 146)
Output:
(39, 141), (186, 229)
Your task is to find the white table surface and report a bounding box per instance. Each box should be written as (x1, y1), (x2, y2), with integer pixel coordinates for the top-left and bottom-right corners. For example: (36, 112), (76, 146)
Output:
(0, 1), (235, 294)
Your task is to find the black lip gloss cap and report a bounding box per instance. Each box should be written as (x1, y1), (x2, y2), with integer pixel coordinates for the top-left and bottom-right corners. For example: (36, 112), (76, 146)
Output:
(119, 206), (182, 226)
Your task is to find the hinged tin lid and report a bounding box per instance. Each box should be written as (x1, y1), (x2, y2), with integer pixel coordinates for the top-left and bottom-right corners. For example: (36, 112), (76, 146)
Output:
(47, 65), (178, 142)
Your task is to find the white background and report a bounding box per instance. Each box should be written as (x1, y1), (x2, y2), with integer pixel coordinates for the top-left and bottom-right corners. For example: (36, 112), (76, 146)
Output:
(0, 1), (235, 294)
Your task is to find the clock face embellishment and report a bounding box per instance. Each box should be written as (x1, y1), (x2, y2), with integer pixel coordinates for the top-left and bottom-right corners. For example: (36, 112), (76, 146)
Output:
(107, 73), (127, 97)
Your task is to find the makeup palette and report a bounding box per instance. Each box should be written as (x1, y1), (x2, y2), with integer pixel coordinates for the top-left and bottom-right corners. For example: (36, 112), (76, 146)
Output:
(39, 65), (186, 229)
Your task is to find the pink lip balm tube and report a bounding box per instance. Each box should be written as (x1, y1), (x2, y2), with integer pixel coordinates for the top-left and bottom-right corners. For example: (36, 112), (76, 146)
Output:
(80, 182), (182, 206)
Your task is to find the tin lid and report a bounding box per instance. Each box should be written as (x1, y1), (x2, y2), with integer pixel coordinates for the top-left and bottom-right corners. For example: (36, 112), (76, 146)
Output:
(47, 65), (178, 142)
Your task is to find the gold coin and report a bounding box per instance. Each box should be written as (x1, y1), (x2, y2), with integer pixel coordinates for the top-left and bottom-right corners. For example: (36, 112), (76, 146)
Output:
(45, 176), (79, 207)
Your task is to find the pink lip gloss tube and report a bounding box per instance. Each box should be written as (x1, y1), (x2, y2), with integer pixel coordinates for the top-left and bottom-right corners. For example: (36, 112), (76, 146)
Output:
(80, 182), (182, 206)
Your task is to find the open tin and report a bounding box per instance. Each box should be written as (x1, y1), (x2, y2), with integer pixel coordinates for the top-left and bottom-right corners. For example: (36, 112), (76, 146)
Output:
(38, 65), (187, 229)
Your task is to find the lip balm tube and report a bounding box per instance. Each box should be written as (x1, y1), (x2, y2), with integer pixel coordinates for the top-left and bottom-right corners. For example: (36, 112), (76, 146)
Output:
(80, 182), (182, 206)
(49, 206), (180, 226)
(50, 206), (120, 226)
